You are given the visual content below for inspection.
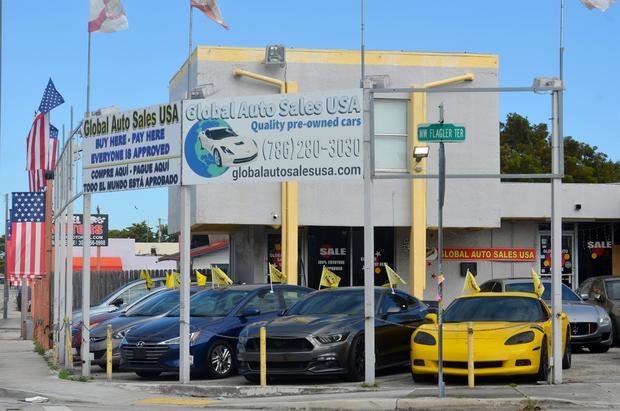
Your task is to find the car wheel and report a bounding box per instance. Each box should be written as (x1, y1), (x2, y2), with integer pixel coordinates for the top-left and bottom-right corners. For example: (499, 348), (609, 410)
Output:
(213, 149), (222, 167)
(206, 341), (235, 379)
(535, 337), (549, 382)
(347, 334), (365, 382)
(562, 330), (572, 369)
(135, 371), (161, 378)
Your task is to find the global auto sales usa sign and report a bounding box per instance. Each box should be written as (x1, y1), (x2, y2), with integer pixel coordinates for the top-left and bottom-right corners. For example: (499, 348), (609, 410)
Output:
(181, 90), (363, 185)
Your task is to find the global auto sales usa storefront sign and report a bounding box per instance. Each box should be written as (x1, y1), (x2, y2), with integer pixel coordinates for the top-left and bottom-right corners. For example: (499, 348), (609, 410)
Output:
(442, 248), (537, 262)
(82, 103), (181, 193)
(182, 90), (363, 184)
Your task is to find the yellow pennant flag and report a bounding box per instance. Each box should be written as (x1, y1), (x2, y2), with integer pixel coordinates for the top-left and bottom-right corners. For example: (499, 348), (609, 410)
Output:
(196, 270), (208, 286)
(463, 269), (480, 293)
(140, 270), (153, 290)
(173, 272), (181, 288)
(385, 264), (406, 287)
(269, 263), (287, 284)
(319, 266), (341, 288)
(531, 268), (545, 298)
(165, 272), (174, 289)
(212, 266), (233, 287)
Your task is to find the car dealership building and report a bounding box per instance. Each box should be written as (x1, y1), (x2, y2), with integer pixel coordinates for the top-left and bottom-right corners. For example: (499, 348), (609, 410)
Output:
(168, 45), (620, 303)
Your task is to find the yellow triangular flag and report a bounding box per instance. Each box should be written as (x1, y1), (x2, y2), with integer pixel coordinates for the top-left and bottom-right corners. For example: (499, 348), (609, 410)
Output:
(269, 263), (287, 284)
(319, 266), (341, 288)
(212, 266), (233, 287)
(463, 269), (480, 293)
(140, 270), (153, 290)
(385, 264), (406, 287)
(531, 268), (545, 298)
(196, 270), (207, 286)
(165, 272), (174, 289)
(173, 272), (181, 288)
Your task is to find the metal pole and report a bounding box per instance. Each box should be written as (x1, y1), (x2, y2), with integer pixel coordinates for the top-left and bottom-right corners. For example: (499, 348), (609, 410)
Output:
(187, 4), (192, 97)
(3, 193), (8, 319)
(559, 0), (565, 176)
(360, 0), (365, 88)
(65, 136), (74, 370)
(551, 90), (563, 384)
(82, 32), (93, 377)
(437, 141), (446, 398)
(362, 86), (375, 385)
(57, 143), (66, 365)
(179, 186), (191, 383)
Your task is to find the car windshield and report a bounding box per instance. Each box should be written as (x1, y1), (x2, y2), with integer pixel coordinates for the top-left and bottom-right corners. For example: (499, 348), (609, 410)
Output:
(443, 296), (545, 323)
(286, 290), (380, 316)
(505, 282), (580, 302)
(167, 290), (249, 317)
(605, 280), (620, 300)
(125, 290), (181, 317)
(208, 128), (237, 140)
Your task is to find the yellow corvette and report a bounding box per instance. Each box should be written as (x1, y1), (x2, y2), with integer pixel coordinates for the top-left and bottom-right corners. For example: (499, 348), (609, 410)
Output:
(411, 292), (571, 382)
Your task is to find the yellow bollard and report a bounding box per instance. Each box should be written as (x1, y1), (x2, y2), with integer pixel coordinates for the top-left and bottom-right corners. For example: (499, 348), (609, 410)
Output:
(467, 321), (474, 388)
(106, 324), (112, 381)
(259, 326), (267, 386)
(65, 317), (73, 368)
(52, 322), (58, 367)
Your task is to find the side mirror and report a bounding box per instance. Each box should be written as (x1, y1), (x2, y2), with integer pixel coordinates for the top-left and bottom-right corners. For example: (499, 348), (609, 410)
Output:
(425, 313), (438, 325)
(240, 307), (261, 317)
(594, 293), (605, 303)
(579, 293), (589, 300)
(111, 297), (124, 307)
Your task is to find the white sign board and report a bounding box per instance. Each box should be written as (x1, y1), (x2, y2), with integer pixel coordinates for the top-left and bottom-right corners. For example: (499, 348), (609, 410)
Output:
(181, 90), (363, 185)
(82, 102), (182, 193)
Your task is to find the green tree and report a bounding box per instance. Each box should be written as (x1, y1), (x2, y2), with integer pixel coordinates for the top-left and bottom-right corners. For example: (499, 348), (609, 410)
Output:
(500, 113), (620, 183)
(108, 221), (156, 242)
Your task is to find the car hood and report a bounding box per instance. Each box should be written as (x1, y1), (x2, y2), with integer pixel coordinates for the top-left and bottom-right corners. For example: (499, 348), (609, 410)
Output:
(418, 322), (536, 342)
(124, 315), (225, 343)
(248, 314), (363, 338)
(557, 301), (606, 323)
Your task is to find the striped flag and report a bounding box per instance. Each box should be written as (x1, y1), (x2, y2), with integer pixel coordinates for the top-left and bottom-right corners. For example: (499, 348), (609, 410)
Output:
(580, 0), (615, 11)
(26, 112), (49, 173)
(7, 192), (46, 278)
(89, 0), (129, 33)
(191, 0), (229, 29)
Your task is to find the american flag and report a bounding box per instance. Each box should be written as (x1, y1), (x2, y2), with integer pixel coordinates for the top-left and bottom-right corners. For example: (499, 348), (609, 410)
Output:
(191, 0), (229, 29)
(27, 79), (63, 191)
(7, 192), (46, 278)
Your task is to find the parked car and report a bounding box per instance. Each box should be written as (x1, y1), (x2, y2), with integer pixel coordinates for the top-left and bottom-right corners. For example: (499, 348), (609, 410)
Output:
(480, 278), (613, 352)
(237, 287), (429, 382)
(411, 292), (570, 383)
(578, 275), (620, 345)
(89, 287), (201, 368)
(72, 286), (170, 352)
(72, 277), (166, 323)
(120, 284), (312, 378)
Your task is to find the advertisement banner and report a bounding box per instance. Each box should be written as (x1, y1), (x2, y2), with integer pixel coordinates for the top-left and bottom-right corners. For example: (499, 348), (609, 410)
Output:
(82, 102), (182, 193)
(182, 90), (363, 184)
(72, 214), (109, 246)
(442, 248), (537, 262)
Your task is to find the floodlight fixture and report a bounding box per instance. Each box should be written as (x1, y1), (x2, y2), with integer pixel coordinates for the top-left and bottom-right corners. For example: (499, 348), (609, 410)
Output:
(264, 44), (286, 67)
(413, 146), (430, 162)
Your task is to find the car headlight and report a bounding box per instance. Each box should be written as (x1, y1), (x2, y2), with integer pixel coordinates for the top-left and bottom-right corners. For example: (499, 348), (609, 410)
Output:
(315, 332), (349, 344)
(159, 331), (201, 346)
(112, 328), (131, 340)
(413, 331), (436, 346)
(599, 314), (611, 324)
(238, 334), (248, 345)
(220, 146), (234, 155)
(505, 331), (535, 345)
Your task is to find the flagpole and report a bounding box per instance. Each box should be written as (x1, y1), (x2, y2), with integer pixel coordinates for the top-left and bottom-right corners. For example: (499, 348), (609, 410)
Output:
(188, 3), (193, 98)
(360, 0), (365, 87)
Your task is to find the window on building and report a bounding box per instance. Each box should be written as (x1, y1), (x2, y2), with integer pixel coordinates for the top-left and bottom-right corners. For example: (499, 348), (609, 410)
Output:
(373, 99), (408, 172)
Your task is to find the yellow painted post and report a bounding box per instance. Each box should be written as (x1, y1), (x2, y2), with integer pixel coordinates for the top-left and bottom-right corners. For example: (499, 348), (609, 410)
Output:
(65, 317), (73, 368)
(408, 74), (475, 299)
(52, 322), (58, 367)
(259, 326), (267, 386)
(106, 324), (112, 381)
(467, 321), (475, 388)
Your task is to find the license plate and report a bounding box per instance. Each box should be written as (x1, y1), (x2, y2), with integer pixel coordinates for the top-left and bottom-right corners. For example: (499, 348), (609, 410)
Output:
(134, 348), (146, 359)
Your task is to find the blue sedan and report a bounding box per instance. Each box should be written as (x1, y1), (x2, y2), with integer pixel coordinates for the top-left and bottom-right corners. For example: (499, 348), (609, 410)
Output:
(119, 284), (311, 378)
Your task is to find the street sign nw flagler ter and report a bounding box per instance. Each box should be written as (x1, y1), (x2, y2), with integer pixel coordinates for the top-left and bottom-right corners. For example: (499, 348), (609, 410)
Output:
(418, 123), (466, 142)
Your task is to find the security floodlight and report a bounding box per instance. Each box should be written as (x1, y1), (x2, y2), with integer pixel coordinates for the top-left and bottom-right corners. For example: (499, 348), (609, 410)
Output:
(413, 146), (430, 162)
(264, 44), (286, 67)
(533, 77), (562, 91)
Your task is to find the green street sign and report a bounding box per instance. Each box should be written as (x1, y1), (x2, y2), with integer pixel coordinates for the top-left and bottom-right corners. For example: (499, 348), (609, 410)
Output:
(417, 123), (466, 143)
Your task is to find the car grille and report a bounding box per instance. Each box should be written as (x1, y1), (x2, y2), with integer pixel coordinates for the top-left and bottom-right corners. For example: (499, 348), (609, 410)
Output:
(121, 344), (169, 366)
(571, 322), (598, 336)
(246, 337), (314, 352)
(443, 361), (503, 369)
(248, 361), (309, 371)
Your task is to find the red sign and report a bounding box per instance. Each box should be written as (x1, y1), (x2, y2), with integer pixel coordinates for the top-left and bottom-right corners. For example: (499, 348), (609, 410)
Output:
(442, 248), (536, 262)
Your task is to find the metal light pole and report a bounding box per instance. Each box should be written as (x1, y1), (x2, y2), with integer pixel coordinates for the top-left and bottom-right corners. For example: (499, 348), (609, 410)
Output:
(551, 89), (563, 384)
(436, 104), (446, 398)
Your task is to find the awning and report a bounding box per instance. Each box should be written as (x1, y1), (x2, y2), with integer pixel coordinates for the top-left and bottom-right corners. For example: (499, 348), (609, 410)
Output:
(73, 257), (123, 272)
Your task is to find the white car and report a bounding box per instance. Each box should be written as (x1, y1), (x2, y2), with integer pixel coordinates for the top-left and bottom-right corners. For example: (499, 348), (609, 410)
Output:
(198, 127), (258, 167)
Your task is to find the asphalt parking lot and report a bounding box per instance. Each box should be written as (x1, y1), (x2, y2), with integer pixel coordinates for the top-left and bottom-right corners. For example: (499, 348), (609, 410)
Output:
(83, 346), (620, 389)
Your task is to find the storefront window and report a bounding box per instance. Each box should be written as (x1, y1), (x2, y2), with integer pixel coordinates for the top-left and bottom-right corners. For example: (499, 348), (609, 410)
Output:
(373, 99), (408, 172)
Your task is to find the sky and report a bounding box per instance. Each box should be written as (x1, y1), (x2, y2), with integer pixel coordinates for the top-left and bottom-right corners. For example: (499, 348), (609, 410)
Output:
(0, 0), (618, 233)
